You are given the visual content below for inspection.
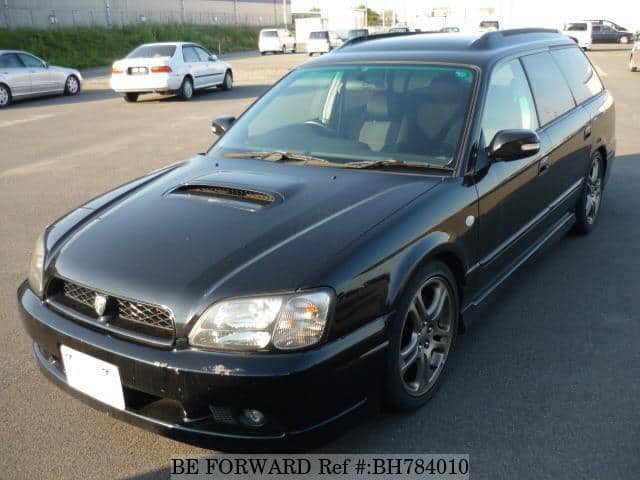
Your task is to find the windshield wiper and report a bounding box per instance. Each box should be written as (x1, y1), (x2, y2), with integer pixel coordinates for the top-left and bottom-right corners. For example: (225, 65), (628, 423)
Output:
(342, 159), (454, 172)
(221, 150), (333, 165)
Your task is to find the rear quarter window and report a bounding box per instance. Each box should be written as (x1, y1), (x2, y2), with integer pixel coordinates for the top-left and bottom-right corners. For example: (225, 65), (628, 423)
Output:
(520, 52), (576, 126)
(550, 48), (603, 104)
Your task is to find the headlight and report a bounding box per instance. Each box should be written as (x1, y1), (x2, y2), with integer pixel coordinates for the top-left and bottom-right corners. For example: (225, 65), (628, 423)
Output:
(27, 231), (46, 298)
(188, 290), (332, 351)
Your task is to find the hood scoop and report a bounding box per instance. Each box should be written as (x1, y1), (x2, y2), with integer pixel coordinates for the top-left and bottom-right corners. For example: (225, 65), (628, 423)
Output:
(171, 184), (277, 210)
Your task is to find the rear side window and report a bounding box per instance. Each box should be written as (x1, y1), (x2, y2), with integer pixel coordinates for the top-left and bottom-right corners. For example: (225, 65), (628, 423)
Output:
(521, 52), (576, 126)
(565, 23), (588, 31)
(550, 48), (603, 104)
(182, 46), (199, 63)
(481, 59), (538, 143)
(0, 53), (23, 68)
(261, 30), (278, 38)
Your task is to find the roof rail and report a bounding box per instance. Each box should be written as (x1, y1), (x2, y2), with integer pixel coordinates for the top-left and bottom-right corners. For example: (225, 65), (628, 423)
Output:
(471, 28), (563, 49)
(337, 31), (423, 50)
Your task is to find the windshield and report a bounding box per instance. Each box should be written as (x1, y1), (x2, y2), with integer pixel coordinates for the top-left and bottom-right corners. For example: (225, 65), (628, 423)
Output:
(127, 45), (176, 59)
(210, 64), (476, 168)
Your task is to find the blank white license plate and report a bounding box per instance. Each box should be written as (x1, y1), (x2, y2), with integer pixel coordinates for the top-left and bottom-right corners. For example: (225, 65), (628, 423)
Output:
(60, 345), (125, 411)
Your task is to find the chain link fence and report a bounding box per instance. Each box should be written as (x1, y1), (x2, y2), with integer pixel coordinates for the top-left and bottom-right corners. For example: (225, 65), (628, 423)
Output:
(1, 1), (289, 29)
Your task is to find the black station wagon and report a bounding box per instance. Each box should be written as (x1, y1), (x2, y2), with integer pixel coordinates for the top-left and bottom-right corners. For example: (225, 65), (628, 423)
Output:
(19, 29), (615, 449)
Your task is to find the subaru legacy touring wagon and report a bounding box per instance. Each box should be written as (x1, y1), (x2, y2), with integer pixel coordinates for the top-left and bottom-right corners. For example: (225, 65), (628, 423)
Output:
(19, 29), (615, 449)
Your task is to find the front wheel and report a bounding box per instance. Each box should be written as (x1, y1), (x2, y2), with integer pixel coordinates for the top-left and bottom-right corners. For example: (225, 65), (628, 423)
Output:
(64, 75), (80, 96)
(574, 152), (604, 234)
(178, 77), (194, 100)
(619, 35), (630, 44)
(0, 83), (11, 108)
(385, 261), (459, 411)
(221, 70), (233, 91)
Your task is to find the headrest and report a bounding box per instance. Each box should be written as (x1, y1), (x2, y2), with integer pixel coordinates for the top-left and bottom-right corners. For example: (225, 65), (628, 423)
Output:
(365, 92), (389, 119)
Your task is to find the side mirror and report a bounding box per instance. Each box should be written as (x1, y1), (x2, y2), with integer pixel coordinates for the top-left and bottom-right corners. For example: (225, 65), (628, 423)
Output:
(209, 54), (217, 61)
(488, 129), (540, 161)
(211, 115), (236, 136)
(43, 61), (49, 69)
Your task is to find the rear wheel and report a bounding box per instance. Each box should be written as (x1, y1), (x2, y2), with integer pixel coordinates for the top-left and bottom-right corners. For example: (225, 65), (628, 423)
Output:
(64, 75), (80, 96)
(124, 92), (139, 103)
(574, 151), (604, 234)
(0, 83), (11, 108)
(385, 261), (459, 411)
(221, 70), (233, 91)
(178, 76), (194, 100)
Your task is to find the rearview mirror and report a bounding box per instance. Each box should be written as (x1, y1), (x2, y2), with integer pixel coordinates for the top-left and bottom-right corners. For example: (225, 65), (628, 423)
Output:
(211, 116), (236, 136)
(488, 129), (540, 161)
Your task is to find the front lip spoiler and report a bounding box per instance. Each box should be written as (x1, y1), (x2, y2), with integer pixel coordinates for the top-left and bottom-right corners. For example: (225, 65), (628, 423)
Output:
(32, 341), (370, 450)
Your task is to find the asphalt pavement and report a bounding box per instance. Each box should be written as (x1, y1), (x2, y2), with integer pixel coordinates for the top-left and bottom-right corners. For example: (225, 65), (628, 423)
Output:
(0, 46), (638, 480)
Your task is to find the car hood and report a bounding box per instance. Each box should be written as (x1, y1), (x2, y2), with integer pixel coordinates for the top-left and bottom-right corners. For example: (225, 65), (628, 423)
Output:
(50, 155), (441, 325)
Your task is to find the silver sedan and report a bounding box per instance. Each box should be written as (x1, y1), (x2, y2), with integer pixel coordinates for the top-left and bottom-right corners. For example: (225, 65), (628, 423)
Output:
(0, 50), (82, 108)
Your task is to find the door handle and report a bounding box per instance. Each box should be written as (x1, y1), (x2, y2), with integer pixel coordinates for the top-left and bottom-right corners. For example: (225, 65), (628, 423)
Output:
(538, 156), (550, 176)
(584, 125), (592, 140)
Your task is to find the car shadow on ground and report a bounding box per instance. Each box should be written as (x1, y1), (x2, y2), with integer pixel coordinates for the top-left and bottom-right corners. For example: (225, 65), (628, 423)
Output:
(132, 84), (271, 104)
(5, 88), (117, 110)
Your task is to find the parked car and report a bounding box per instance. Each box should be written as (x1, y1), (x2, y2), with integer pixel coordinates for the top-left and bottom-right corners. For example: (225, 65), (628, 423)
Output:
(346, 28), (369, 40)
(478, 19), (501, 31)
(307, 31), (342, 55)
(258, 28), (296, 54)
(0, 50), (81, 108)
(630, 38), (640, 71)
(19, 29), (615, 450)
(589, 21), (633, 44)
(389, 26), (412, 33)
(110, 42), (232, 103)
(562, 21), (593, 50)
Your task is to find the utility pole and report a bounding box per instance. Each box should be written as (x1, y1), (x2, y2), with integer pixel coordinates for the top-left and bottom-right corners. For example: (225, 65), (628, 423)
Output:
(180, 0), (185, 24)
(3, 0), (9, 30)
(282, 0), (287, 28)
(364, 0), (368, 28)
(104, 0), (112, 27)
(233, 0), (238, 25)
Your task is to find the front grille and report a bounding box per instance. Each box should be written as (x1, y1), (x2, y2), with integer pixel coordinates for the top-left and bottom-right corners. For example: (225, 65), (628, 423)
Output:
(54, 279), (175, 344)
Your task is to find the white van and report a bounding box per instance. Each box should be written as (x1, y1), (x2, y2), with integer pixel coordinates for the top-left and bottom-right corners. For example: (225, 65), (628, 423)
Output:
(562, 21), (593, 50)
(307, 31), (342, 55)
(259, 29), (296, 55)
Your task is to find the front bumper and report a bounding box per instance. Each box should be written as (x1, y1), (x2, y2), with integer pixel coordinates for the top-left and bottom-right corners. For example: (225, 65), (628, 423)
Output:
(110, 73), (182, 93)
(18, 282), (387, 450)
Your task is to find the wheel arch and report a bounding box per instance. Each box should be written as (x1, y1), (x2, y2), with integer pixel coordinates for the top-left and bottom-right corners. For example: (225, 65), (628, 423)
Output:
(389, 235), (469, 333)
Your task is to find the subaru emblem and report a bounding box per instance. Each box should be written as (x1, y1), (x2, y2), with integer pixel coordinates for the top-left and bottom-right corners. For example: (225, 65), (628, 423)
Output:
(94, 294), (108, 316)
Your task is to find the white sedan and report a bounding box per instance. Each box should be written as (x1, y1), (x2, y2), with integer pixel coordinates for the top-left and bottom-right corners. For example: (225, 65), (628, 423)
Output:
(110, 42), (232, 102)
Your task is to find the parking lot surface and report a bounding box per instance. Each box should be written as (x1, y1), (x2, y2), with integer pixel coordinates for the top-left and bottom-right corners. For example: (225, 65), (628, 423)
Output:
(1, 46), (638, 479)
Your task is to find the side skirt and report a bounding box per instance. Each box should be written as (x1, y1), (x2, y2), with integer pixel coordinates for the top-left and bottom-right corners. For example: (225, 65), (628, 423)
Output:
(462, 211), (576, 315)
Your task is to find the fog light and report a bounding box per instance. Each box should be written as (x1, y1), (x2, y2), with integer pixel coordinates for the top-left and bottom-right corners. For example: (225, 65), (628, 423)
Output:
(242, 409), (266, 427)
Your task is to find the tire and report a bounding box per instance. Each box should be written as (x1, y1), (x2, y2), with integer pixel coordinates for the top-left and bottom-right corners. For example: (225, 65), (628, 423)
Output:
(385, 260), (460, 411)
(574, 151), (604, 234)
(619, 35), (630, 45)
(64, 75), (80, 96)
(221, 70), (233, 91)
(124, 92), (139, 103)
(281, 44), (286, 54)
(260, 51), (266, 56)
(0, 83), (11, 108)
(178, 76), (194, 100)
(630, 57), (637, 72)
